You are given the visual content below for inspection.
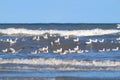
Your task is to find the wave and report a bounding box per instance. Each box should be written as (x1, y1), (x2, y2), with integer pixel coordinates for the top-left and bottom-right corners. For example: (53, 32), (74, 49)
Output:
(0, 28), (119, 36)
(0, 58), (120, 71)
(117, 24), (120, 29)
(0, 58), (120, 67)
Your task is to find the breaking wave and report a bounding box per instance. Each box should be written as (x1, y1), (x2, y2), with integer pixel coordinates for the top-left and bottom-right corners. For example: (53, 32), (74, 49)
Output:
(0, 28), (119, 36)
(0, 58), (120, 71)
(0, 58), (120, 67)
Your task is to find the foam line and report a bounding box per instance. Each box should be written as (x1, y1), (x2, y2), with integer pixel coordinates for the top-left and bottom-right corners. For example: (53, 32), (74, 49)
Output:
(0, 58), (120, 67)
(0, 28), (119, 36)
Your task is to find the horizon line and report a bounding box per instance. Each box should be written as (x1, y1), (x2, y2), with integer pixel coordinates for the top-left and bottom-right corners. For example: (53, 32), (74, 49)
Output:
(0, 23), (119, 24)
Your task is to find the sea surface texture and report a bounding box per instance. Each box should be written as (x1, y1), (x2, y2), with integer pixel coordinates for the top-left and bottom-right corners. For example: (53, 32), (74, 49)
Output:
(0, 24), (120, 79)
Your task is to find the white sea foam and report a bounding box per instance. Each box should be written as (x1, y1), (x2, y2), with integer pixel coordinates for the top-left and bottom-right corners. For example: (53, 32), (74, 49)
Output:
(117, 24), (120, 29)
(0, 58), (120, 71)
(0, 28), (119, 36)
(0, 58), (120, 67)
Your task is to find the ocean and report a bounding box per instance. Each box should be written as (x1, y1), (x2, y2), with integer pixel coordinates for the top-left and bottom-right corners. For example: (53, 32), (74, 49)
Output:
(0, 23), (120, 80)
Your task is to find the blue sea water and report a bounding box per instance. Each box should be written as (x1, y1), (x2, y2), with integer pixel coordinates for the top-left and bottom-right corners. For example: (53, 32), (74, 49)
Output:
(0, 23), (120, 79)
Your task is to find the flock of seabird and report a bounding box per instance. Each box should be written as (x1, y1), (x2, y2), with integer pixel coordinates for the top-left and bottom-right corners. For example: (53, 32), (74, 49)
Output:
(0, 34), (120, 55)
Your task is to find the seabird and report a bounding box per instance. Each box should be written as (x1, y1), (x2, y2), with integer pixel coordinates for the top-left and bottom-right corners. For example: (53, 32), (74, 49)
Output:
(73, 37), (79, 42)
(1, 48), (8, 53)
(112, 47), (119, 51)
(9, 48), (16, 53)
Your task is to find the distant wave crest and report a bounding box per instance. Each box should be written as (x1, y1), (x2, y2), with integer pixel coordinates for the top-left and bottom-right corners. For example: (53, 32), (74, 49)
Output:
(0, 28), (119, 36)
